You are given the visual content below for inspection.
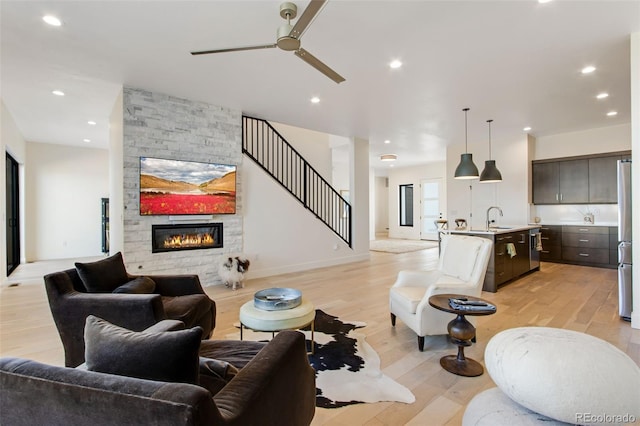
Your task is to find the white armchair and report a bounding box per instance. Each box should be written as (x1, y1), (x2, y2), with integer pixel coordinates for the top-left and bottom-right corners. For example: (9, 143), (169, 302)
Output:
(389, 234), (493, 351)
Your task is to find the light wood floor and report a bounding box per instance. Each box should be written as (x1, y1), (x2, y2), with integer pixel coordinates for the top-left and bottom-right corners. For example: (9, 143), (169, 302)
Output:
(1, 249), (639, 425)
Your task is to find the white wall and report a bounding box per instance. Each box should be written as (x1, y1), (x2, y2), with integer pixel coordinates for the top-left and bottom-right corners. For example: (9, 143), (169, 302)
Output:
(1, 100), (27, 283)
(351, 137), (370, 253)
(374, 176), (389, 234)
(25, 142), (108, 260)
(369, 167), (376, 240)
(535, 124), (630, 160)
(108, 89), (124, 254)
(270, 121), (332, 179)
(447, 135), (530, 230)
(330, 135), (351, 191)
(387, 162), (446, 239)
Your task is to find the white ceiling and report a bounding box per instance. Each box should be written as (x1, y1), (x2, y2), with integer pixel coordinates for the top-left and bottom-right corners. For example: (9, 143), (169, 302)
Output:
(1, 1), (638, 175)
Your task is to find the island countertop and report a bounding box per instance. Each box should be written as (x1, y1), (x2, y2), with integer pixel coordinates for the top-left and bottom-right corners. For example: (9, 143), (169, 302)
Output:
(447, 225), (541, 235)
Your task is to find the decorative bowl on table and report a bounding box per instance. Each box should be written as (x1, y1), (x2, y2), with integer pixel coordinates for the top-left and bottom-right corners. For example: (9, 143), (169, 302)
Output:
(254, 288), (302, 311)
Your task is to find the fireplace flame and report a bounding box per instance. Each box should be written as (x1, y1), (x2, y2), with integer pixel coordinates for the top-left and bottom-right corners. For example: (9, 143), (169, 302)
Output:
(163, 233), (215, 249)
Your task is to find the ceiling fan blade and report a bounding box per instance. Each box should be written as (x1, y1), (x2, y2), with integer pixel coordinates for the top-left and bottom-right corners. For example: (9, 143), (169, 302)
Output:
(289, 0), (327, 39)
(191, 44), (277, 55)
(294, 48), (345, 84)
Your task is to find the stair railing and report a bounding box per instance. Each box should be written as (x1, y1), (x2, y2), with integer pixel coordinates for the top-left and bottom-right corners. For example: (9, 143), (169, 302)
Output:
(242, 116), (352, 248)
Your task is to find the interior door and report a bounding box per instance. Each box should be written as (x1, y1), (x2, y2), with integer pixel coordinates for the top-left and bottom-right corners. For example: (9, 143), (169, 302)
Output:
(420, 178), (443, 241)
(6, 152), (20, 276)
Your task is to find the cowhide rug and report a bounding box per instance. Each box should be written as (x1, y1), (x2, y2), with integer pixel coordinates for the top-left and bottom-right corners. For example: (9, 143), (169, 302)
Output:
(230, 309), (415, 409)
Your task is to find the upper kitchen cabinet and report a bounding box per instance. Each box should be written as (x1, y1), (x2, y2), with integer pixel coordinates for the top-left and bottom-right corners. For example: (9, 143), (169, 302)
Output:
(532, 162), (560, 204)
(532, 151), (631, 205)
(558, 159), (589, 203)
(533, 159), (587, 204)
(588, 156), (619, 203)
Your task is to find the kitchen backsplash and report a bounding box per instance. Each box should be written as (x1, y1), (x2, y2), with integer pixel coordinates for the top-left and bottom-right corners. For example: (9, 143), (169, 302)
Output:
(531, 204), (618, 225)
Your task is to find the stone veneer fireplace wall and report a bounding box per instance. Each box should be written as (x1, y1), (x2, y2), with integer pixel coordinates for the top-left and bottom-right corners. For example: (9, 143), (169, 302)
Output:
(122, 87), (243, 286)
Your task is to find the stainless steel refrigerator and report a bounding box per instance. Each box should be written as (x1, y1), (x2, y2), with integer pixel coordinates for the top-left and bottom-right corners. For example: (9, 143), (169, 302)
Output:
(618, 159), (632, 321)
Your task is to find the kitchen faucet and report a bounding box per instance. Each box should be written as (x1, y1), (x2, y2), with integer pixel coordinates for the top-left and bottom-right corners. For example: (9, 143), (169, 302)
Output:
(486, 206), (503, 230)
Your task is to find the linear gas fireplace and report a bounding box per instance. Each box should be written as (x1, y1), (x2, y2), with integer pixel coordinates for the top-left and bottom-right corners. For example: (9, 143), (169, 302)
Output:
(152, 223), (223, 253)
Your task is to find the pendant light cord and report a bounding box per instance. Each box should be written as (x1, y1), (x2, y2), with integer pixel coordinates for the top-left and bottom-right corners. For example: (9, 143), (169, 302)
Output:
(463, 108), (470, 153)
(487, 119), (493, 159)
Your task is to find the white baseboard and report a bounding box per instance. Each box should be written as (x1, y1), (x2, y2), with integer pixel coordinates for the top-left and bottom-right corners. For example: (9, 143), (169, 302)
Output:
(247, 253), (370, 280)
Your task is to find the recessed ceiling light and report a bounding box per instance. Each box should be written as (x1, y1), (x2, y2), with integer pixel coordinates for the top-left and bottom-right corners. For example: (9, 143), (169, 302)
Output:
(581, 65), (596, 74)
(596, 93), (609, 99)
(88, 120), (97, 125)
(380, 154), (397, 161)
(523, 127), (532, 132)
(538, 0), (553, 3)
(389, 60), (402, 69)
(384, 140), (391, 144)
(607, 111), (618, 117)
(83, 139), (91, 143)
(310, 96), (320, 104)
(42, 15), (62, 26)
(52, 90), (65, 96)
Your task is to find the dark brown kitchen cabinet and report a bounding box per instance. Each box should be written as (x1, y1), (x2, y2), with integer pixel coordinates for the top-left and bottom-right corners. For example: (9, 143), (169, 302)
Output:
(539, 225), (562, 261)
(558, 159), (589, 203)
(532, 159), (588, 204)
(494, 231), (530, 286)
(532, 162), (560, 204)
(589, 156), (620, 203)
(532, 151), (630, 205)
(561, 226), (613, 267)
(512, 231), (531, 277)
(494, 234), (512, 286)
(539, 225), (617, 269)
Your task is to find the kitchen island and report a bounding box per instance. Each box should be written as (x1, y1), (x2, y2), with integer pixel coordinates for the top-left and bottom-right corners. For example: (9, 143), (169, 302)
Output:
(447, 226), (541, 292)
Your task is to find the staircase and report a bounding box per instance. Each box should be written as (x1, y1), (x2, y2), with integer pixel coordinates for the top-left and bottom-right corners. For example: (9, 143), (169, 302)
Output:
(242, 116), (352, 248)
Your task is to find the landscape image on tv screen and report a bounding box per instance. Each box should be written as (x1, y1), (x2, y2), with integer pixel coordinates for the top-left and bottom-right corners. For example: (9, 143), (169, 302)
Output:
(140, 157), (236, 215)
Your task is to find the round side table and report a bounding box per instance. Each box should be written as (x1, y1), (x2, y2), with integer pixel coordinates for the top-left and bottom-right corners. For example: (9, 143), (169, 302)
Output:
(428, 294), (497, 377)
(239, 299), (316, 353)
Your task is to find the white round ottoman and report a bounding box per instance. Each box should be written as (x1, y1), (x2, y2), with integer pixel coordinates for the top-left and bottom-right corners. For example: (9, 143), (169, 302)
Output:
(484, 327), (640, 425)
(239, 299), (315, 352)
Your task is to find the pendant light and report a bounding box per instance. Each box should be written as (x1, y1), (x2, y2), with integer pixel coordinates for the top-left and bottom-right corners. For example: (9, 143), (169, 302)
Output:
(454, 108), (479, 179)
(479, 119), (503, 183)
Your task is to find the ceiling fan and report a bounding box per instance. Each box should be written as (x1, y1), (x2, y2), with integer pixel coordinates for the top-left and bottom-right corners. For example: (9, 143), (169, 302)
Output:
(191, 0), (345, 84)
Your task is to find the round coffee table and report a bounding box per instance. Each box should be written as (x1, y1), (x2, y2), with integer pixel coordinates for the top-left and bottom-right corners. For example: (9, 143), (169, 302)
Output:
(428, 294), (497, 377)
(239, 299), (316, 353)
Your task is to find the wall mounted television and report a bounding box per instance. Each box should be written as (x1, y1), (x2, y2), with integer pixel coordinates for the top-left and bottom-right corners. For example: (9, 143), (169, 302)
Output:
(139, 157), (236, 215)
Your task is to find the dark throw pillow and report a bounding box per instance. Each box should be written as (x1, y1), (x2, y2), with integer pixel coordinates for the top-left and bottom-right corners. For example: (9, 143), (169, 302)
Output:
(112, 276), (156, 294)
(75, 252), (130, 293)
(198, 357), (239, 395)
(84, 315), (202, 384)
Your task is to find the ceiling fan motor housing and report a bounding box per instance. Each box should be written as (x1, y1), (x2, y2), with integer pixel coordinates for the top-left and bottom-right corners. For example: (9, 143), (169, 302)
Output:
(277, 24), (300, 51)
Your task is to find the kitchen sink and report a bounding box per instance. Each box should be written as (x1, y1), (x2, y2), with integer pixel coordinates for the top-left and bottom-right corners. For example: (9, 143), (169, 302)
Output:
(490, 226), (513, 230)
